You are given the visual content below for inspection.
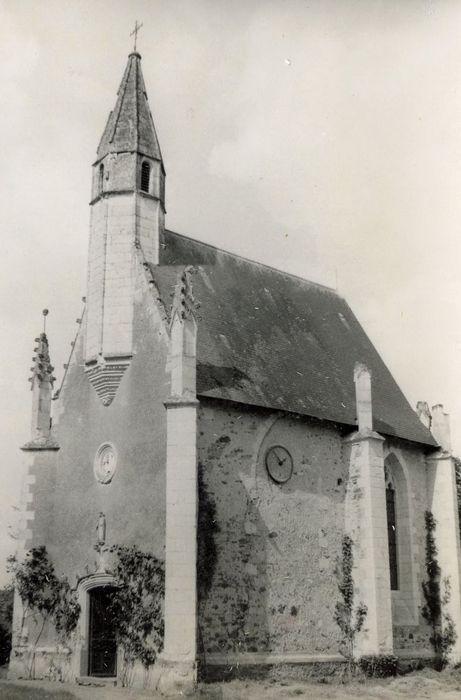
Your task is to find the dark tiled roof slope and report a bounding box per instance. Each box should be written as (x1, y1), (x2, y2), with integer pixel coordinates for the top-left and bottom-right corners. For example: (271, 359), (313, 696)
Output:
(151, 229), (436, 447)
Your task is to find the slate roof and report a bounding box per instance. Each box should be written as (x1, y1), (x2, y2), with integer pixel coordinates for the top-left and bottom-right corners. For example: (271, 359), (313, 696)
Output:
(97, 53), (162, 162)
(150, 230), (437, 448)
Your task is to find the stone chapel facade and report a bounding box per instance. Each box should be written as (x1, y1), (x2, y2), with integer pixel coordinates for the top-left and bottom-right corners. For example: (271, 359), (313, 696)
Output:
(8, 51), (461, 693)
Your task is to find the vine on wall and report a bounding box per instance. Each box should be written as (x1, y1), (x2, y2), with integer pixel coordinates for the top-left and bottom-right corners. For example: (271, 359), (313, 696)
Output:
(197, 463), (219, 603)
(0, 585), (13, 665)
(454, 457), (461, 540)
(421, 511), (457, 669)
(108, 545), (165, 687)
(334, 535), (367, 662)
(7, 546), (80, 679)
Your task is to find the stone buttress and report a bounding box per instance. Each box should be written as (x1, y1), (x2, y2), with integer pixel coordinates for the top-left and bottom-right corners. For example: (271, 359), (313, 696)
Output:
(155, 267), (199, 695)
(424, 404), (461, 662)
(344, 363), (393, 657)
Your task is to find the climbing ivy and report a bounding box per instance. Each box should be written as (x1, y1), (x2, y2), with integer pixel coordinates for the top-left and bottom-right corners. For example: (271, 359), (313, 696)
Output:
(454, 457), (461, 540)
(108, 545), (165, 687)
(0, 585), (13, 665)
(7, 546), (80, 678)
(334, 535), (367, 662)
(421, 511), (457, 669)
(197, 463), (219, 602)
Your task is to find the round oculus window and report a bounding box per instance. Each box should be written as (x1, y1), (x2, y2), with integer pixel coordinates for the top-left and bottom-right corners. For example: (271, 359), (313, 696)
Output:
(94, 443), (117, 484)
(265, 445), (293, 484)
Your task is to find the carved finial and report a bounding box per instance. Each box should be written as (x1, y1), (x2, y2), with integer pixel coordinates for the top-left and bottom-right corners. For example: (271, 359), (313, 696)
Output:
(171, 266), (199, 325)
(416, 401), (432, 430)
(431, 404), (452, 453)
(29, 312), (55, 389)
(42, 308), (48, 333)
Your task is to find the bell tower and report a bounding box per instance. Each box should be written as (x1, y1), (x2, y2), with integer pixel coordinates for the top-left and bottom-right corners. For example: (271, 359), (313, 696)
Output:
(85, 52), (165, 403)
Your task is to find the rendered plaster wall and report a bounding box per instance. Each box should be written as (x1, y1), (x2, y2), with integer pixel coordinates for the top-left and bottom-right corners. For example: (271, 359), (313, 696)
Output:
(383, 441), (431, 655)
(35, 264), (169, 643)
(22, 450), (58, 550)
(197, 400), (347, 660)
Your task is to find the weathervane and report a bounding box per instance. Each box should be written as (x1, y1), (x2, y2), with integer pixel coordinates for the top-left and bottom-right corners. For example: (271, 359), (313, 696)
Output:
(130, 20), (143, 52)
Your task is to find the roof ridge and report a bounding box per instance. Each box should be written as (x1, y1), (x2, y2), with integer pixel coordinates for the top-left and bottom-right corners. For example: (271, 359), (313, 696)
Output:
(164, 229), (340, 296)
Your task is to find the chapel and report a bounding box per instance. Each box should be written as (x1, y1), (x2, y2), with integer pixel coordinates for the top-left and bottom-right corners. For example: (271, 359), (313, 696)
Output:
(8, 50), (461, 693)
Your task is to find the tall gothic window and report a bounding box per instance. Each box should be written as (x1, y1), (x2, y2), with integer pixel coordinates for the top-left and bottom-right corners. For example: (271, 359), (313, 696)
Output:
(141, 161), (150, 193)
(386, 472), (399, 590)
(99, 164), (104, 194)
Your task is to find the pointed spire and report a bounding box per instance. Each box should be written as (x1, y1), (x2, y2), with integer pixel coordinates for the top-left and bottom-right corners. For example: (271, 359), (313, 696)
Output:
(97, 53), (162, 162)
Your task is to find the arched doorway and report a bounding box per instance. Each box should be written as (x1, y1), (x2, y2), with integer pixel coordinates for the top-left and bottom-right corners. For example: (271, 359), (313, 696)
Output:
(74, 573), (118, 680)
(88, 586), (117, 677)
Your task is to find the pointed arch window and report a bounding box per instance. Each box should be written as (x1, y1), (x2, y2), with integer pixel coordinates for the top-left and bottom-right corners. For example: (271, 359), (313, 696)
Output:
(98, 164), (104, 194)
(141, 161), (150, 193)
(385, 468), (399, 590)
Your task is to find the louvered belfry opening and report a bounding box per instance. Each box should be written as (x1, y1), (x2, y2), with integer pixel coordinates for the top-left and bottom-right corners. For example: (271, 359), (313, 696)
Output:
(141, 161), (150, 192)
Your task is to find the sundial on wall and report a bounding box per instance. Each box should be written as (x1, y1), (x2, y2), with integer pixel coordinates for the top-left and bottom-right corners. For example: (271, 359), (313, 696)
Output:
(94, 443), (117, 484)
(265, 445), (293, 484)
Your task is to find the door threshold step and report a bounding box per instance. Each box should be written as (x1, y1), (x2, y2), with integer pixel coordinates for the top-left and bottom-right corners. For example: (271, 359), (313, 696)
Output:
(76, 676), (117, 687)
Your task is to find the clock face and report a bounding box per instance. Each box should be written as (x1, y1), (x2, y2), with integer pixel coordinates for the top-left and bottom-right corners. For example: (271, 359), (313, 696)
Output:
(265, 445), (293, 484)
(94, 443), (117, 484)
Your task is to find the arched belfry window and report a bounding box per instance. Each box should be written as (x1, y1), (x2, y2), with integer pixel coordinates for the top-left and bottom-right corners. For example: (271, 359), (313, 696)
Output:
(98, 164), (104, 194)
(385, 466), (399, 591)
(141, 161), (150, 193)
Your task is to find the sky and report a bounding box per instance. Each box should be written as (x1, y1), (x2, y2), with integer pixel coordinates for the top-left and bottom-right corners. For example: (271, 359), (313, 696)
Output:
(1, 0), (461, 583)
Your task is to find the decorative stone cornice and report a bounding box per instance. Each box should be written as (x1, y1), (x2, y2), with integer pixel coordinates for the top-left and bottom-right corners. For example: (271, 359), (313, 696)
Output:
(426, 449), (452, 463)
(85, 355), (132, 406)
(164, 396), (199, 409)
(89, 189), (164, 208)
(21, 436), (60, 451)
(343, 429), (385, 444)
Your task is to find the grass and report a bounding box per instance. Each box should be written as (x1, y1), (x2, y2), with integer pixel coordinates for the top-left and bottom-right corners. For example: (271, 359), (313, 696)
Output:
(0, 683), (77, 700)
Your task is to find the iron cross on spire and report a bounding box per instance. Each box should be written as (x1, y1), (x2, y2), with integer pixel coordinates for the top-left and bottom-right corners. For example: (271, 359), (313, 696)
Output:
(130, 20), (143, 52)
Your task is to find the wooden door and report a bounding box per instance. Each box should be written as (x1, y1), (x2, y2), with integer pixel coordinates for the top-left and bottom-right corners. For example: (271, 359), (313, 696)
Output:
(88, 587), (117, 677)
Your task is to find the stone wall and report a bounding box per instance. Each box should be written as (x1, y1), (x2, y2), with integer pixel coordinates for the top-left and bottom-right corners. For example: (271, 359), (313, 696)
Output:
(197, 400), (347, 663)
(197, 403), (435, 665)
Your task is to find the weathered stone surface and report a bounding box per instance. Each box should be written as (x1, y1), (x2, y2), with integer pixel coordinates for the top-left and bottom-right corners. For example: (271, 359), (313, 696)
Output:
(197, 402), (346, 663)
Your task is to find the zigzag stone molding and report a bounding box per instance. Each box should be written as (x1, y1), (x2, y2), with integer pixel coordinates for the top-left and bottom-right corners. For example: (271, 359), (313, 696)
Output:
(85, 356), (131, 406)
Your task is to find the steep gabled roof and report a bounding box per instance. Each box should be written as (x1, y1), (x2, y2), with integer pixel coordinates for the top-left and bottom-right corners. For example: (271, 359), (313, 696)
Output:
(97, 52), (162, 162)
(151, 229), (436, 448)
